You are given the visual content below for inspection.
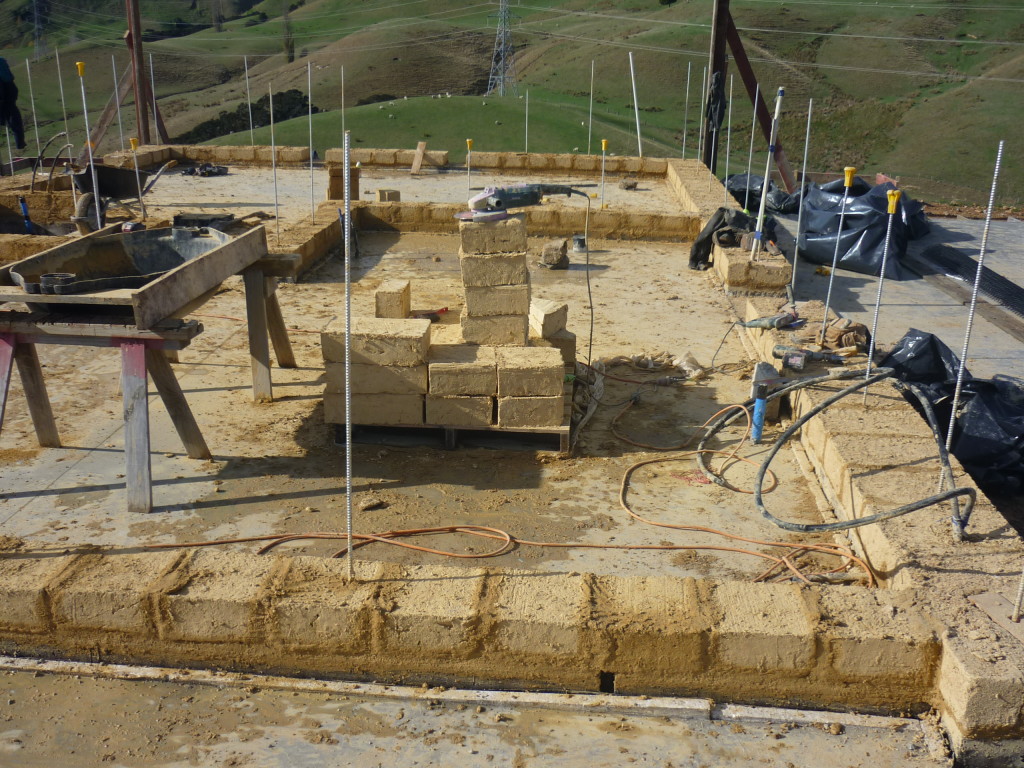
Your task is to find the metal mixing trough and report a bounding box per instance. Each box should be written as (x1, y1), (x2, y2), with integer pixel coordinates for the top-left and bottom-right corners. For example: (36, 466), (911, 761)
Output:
(0, 225), (269, 329)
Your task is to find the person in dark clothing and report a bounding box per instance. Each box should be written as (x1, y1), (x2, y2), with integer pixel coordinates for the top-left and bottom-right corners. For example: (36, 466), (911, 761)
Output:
(0, 58), (27, 150)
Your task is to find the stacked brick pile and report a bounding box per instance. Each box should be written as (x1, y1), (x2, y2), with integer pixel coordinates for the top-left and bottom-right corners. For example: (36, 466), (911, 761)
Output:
(320, 216), (574, 430)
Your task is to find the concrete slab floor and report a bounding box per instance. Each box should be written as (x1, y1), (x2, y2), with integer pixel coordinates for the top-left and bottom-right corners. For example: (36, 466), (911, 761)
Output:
(0, 659), (951, 768)
(0, 232), (847, 583)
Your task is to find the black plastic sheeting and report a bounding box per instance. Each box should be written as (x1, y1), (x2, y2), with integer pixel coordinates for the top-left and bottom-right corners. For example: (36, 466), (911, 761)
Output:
(796, 177), (930, 280)
(724, 174), (801, 215)
(881, 329), (1024, 504)
(921, 243), (1024, 320)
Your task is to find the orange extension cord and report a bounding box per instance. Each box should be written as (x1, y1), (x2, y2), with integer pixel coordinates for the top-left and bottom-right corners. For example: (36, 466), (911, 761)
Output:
(148, 401), (875, 586)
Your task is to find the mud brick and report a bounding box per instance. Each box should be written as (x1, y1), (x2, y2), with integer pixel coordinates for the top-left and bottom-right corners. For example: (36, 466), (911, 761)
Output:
(529, 329), (576, 366)
(428, 344), (497, 395)
(496, 347), (564, 397)
(459, 217), (527, 254)
(375, 279), (411, 319)
(325, 363), (427, 394)
(459, 251), (529, 287)
(324, 393), (424, 425)
(497, 395), (564, 428)
(464, 283), (531, 317)
(528, 298), (568, 338)
(322, 317), (430, 366)
(426, 395), (494, 427)
(460, 312), (528, 346)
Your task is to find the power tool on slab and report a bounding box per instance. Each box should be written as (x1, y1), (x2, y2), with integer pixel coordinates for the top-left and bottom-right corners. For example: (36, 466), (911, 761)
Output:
(739, 311), (801, 330)
(455, 183), (590, 221)
(772, 344), (846, 371)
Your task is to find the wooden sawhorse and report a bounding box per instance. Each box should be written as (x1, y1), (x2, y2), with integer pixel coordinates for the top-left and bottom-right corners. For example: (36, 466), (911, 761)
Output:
(241, 255), (299, 403)
(0, 312), (210, 513)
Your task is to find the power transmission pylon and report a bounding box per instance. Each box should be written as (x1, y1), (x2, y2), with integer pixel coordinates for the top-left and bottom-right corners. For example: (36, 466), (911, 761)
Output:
(486, 0), (519, 97)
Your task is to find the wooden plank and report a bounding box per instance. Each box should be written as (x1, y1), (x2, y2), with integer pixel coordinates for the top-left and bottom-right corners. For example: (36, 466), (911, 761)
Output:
(12, 342), (60, 448)
(264, 278), (296, 369)
(0, 334), (14, 432)
(145, 348), (211, 460)
(410, 141), (427, 175)
(968, 592), (1024, 645)
(131, 226), (269, 330)
(0, 289), (137, 307)
(243, 268), (273, 402)
(0, 313), (202, 342)
(120, 340), (152, 513)
(252, 253), (301, 278)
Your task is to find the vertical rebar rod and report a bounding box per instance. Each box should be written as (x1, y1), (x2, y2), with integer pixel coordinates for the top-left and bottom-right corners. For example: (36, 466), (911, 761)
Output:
(1011, 560), (1024, 623)
(791, 98), (813, 295)
(682, 61), (691, 159)
(743, 84), (759, 213)
(340, 65), (345, 138)
(76, 62), (102, 231)
(24, 60), (40, 154)
(863, 191), (901, 404)
(587, 60), (594, 155)
(308, 61), (315, 223)
(466, 138), (473, 193)
(945, 140), (1004, 453)
(600, 138), (607, 208)
(244, 56), (254, 146)
(130, 137), (146, 221)
(751, 88), (784, 258)
(343, 130), (354, 582)
(269, 86), (280, 245)
(697, 65), (707, 161)
(56, 48), (70, 140)
(723, 74), (733, 205)
(148, 53), (157, 137)
(111, 56), (125, 152)
(628, 52), (642, 158)
(819, 168), (856, 346)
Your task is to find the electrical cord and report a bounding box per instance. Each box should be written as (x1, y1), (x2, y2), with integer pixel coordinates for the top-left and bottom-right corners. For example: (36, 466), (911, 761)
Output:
(696, 366), (975, 536)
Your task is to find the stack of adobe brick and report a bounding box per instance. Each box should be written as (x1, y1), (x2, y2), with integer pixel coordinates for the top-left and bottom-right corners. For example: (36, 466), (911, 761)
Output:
(320, 216), (574, 430)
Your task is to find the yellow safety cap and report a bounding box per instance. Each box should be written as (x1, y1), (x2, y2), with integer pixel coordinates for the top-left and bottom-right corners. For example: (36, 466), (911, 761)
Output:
(466, 138), (473, 150)
(886, 188), (902, 215)
(75, 61), (85, 77)
(843, 166), (857, 187)
(601, 139), (608, 151)
(129, 137), (139, 150)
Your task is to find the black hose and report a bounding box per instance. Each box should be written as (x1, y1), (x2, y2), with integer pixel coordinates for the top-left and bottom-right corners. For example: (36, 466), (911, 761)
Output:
(696, 366), (975, 536)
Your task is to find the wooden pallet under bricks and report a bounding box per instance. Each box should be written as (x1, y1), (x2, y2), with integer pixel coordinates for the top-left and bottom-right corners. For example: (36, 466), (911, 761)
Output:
(320, 216), (575, 454)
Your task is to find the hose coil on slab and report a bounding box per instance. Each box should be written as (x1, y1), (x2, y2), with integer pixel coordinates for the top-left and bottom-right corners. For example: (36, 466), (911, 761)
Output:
(696, 367), (975, 537)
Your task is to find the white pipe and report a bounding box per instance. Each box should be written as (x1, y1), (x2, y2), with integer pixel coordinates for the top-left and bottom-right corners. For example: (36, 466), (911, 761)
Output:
(945, 140), (1005, 453)
(791, 98), (813, 294)
(743, 84), (759, 212)
(24, 60), (40, 155)
(76, 62), (102, 231)
(628, 52), (642, 158)
(682, 62), (690, 159)
(697, 66), (707, 161)
(723, 74), (733, 205)
(587, 60), (594, 155)
(343, 130), (354, 582)
(269, 86), (280, 245)
(244, 56), (254, 146)
(308, 60), (315, 223)
(111, 56), (125, 152)
(148, 52), (158, 139)
(864, 193), (900, 397)
(751, 87), (784, 257)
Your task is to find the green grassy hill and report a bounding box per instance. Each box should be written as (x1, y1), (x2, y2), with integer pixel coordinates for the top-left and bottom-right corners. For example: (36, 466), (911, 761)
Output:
(2, 0), (1021, 205)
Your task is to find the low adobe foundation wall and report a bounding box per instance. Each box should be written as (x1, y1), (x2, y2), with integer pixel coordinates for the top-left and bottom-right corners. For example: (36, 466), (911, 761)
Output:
(740, 296), (1023, 760)
(0, 549), (941, 715)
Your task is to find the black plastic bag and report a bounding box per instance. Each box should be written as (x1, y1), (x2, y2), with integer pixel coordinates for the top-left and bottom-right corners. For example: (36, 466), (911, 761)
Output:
(879, 328), (968, 384)
(724, 174), (801, 214)
(796, 179), (929, 279)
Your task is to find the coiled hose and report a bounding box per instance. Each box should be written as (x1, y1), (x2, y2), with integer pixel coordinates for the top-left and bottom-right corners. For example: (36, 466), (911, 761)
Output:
(696, 366), (975, 538)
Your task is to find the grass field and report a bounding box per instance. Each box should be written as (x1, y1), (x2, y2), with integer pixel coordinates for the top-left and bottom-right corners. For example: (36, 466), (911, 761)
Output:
(1, 0), (1020, 204)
